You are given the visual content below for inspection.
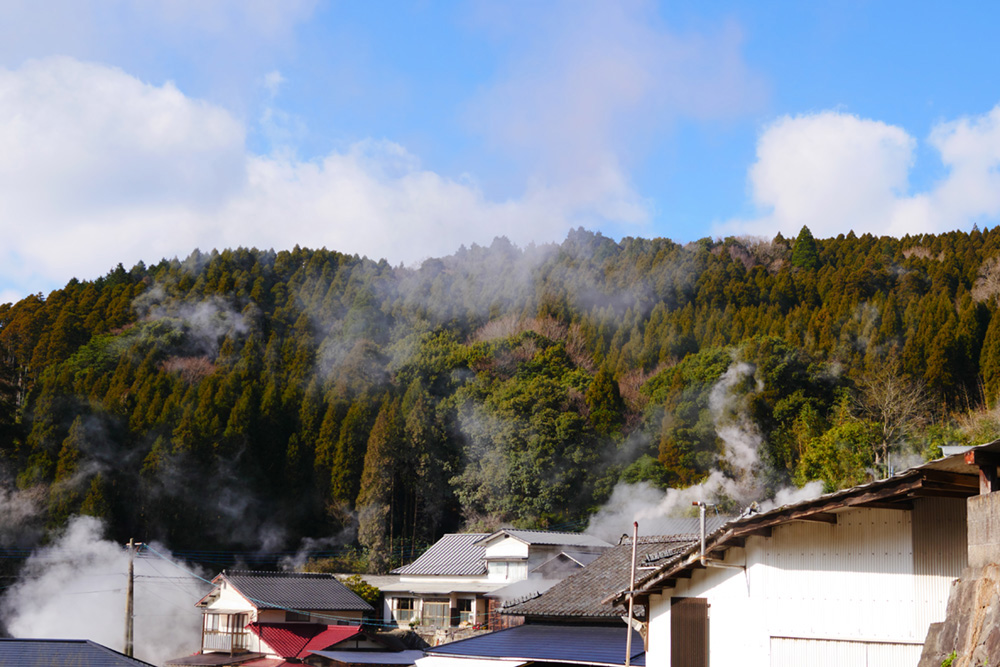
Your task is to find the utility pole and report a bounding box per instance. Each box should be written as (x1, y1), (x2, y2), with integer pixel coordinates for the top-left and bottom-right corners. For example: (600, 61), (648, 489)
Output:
(124, 538), (135, 657)
(625, 521), (638, 667)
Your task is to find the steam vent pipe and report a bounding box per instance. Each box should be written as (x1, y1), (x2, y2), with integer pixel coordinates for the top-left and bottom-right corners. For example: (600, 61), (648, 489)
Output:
(693, 501), (707, 566)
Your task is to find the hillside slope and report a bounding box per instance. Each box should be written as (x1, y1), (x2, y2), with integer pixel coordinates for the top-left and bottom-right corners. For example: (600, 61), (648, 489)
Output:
(1, 227), (998, 569)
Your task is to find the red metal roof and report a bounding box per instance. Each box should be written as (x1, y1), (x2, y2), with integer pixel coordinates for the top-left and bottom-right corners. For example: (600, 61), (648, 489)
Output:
(247, 623), (363, 659)
(302, 625), (365, 655)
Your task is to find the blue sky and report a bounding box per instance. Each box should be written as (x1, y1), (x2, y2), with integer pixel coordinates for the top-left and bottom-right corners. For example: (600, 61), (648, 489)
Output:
(1, 1), (1000, 303)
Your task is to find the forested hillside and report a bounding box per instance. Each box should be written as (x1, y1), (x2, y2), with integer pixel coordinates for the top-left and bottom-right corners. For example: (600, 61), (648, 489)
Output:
(1, 227), (999, 571)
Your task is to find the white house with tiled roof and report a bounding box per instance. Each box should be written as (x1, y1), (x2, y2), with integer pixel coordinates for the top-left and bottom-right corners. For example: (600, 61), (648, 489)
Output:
(381, 531), (610, 631)
(167, 570), (373, 666)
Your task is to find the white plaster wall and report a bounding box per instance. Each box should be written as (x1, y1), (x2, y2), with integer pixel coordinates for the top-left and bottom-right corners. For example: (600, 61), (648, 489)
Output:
(206, 580), (256, 613)
(483, 537), (529, 560)
(646, 593), (671, 667)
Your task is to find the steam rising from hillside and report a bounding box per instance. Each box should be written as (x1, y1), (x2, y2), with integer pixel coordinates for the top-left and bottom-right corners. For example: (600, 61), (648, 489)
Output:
(134, 285), (249, 357)
(0, 516), (209, 666)
(586, 361), (824, 542)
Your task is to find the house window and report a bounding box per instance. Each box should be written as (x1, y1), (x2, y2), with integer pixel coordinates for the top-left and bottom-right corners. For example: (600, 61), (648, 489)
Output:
(422, 600), (450, 627)
(285, 611), (310, 622)
(458, 598), (474, 624)
(205, 614), (220, 632)
(489, 560), (527, 582)
(394, 597), (417, 624)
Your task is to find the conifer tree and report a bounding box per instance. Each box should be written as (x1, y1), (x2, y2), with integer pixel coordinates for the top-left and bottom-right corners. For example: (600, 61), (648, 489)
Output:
(356, 399), (404, 573)
(791, 226), (820, 271)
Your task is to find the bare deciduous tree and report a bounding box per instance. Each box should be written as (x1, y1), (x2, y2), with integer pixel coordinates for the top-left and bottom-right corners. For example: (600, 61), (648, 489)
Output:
(972, 255), (1000, 305)
(854, 358), (930, 477)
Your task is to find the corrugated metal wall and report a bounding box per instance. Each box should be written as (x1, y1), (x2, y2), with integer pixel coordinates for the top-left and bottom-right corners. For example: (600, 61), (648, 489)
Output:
(911, 497), (967, 633)
(762, 507), (918, 641)
(770, 637), (923, 667)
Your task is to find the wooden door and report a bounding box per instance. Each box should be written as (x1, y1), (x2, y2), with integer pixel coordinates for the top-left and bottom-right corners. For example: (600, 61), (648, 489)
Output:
(670, 597), (708, 667)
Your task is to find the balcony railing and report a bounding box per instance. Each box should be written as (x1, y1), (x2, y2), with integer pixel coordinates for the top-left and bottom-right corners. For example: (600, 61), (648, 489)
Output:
(202, 629), (251, 653)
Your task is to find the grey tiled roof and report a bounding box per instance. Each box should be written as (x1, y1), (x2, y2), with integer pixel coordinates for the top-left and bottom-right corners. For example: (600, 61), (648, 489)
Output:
(0, 638), (155, 666)
(426, 624), (645, 666)
(222, 570), (373, 612)
(500, 535), (696, 619)
(477, 529), (611, 548)
(391, 533), (488, 576)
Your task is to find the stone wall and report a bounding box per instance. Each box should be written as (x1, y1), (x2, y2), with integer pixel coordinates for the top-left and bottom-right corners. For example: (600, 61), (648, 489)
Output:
(968, 492), (1000, 568)
(920, 564), (1000, 667)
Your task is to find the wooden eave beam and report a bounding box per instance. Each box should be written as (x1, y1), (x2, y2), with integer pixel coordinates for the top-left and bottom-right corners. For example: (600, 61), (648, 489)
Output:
(964, 450), (1000, 494)
(918, 482), (979, 495)
(793, 512), (837, 524)
(734, 526), (772, 538)
(909, 488), (977, 499)
(922, 468), (980, 487)
(852, 500), (914, 510)
(717, 536), (746, 549)
(965, 450), (1000, 467)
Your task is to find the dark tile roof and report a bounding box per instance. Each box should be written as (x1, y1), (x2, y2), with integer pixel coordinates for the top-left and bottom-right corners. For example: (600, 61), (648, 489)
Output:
(391, 534), (488, 576)
(426, 624), (644, 666)
(476, 530), (611, 548)
(530, 551), (600, 578)
(0, 638), (155, 666)
(221, 571), (373, 612)
(500, 535), (696, 619)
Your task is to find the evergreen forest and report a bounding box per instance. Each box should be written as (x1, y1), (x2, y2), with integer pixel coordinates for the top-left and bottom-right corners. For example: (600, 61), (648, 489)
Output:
(2, 226), (1000, 572)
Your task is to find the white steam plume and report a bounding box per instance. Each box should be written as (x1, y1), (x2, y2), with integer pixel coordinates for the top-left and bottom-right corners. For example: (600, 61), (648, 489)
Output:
(586, 361), (824, 542)
(0, 516), (210, 666)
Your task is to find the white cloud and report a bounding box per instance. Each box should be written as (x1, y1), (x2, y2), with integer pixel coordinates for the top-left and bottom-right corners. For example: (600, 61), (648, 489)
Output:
(718, 107), (1000, 239)
(0, 58), (245, 291)
(0, 58), (583, 299)
(466, 0), (766, 235)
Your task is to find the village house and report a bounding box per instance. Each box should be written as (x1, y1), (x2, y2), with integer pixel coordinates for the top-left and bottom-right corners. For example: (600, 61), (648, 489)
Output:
(380, 530), (611, 631)
(414, 528), (727, 667)
(609, 443), (1000, 667)
(499, 526), (724, 624)
(166, 570), (373, 666)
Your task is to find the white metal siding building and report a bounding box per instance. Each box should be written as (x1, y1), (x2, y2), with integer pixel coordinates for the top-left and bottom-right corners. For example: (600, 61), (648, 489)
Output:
(645, 498), (966, 666)
(611, 447), (999, 667)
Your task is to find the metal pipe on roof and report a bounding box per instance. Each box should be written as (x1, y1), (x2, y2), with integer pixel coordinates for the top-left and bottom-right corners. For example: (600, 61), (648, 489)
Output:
(693, 501), (707, 566)
(625, 521), (638, 667)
